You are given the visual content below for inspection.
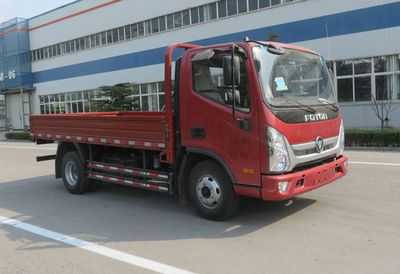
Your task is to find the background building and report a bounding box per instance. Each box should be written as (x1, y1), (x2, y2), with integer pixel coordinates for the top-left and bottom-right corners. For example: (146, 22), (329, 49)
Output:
(0, 0), (399, 130)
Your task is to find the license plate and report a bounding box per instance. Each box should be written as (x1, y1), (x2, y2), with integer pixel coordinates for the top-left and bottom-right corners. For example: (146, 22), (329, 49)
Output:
(314, 168), (334, 185)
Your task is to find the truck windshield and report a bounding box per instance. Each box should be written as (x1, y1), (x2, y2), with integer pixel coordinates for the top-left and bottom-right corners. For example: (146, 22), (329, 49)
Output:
(253, 46), (337, 109)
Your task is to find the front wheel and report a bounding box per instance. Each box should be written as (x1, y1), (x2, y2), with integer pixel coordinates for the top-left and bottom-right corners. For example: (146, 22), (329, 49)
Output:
(61, 151), (90, 194)
(189, 161), (239, 220)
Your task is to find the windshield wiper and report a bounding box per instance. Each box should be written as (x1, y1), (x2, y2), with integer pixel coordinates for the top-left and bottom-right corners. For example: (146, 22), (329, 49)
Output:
(277, 97), (317, 114)
(318, 98), (339, 112)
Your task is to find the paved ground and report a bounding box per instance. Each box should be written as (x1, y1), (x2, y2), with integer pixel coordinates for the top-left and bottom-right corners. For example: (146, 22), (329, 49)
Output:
(0, 142), (399, 274)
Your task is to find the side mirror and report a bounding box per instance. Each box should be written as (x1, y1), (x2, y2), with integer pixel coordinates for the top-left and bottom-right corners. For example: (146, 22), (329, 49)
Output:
(223, 55), (241, 86)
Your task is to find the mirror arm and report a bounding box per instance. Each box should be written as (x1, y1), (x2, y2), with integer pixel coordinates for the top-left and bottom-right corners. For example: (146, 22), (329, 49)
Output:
(229, 44), (250, 131)
(231, 44), (239, 122)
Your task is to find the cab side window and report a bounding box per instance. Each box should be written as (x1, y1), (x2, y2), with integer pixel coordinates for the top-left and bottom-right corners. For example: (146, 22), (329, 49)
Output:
(192, 52), (250, 112)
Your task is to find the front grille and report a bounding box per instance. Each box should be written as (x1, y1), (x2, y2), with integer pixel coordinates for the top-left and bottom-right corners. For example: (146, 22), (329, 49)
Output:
(291, 155), (336, 173)
(294, 143), (336, 156)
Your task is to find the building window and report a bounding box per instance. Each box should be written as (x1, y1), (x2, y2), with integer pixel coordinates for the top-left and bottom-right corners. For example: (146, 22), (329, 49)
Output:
(337, 78), (353, 102)
(354, 58), (372, 75)
(43, 48), (49, 59)
(48, 46), (53, 58)
(335, 54), (400, 103)
(101, 32), (107, 45)
(167, 14), (174, 30)
(31, 0), (298, 62)
(84, 36), (90, 49)
(182, 9), (191, 26)
(249, 0), (259, 11)
(208, 3), (217, 20)
(125, 25), (132, 40)
(336, 60), (352, 76)
(191, 8), (199, 24)
(259, 0), (271, 8)
(118, 27), (125, 41)
(39, 81), (169, 114)
(145, 20), (152, 35)
(374, 56), (392, 73)
(31, 51), (36, 62)
(199, 5), (206, 22)
(271, 0), (281, 5)
(238, 0), (248, 13)
(376, 75), (393, 101)
(354, 77), (371, 102)
(227, 0), (238, 16)
(106, 30), (112, 44)
(159, 16), (166, 32)
(174, 12), (182, 28)
(151, 18), (159, 34)
(131, 24), (138, 38)
(111, 28), (118, 43)
(218, 1), (227, 18)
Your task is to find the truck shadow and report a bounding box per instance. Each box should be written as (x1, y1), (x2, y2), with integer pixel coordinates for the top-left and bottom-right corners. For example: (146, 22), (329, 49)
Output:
(0, 175), (316, 250)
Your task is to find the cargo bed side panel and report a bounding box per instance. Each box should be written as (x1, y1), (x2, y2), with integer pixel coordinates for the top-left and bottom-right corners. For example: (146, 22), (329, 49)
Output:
(30, 112), (167, 151)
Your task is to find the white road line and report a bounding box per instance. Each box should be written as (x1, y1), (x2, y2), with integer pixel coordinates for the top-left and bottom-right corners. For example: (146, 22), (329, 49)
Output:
(0, 145), (56, 151)
(0, 215), (194, 274)
(349, 161), (400, 167)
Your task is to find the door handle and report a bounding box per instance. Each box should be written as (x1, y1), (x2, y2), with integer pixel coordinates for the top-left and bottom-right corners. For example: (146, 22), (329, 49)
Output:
(190, 127), (205, 138)
(238, 119), (251, 131)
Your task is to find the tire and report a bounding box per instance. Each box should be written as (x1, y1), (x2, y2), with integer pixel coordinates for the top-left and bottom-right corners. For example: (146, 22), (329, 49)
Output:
(189, 161), (239, 220)
(61, 151), (90, 194)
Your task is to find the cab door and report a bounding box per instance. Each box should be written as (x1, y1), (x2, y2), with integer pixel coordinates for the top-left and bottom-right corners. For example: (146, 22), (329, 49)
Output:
(180, 47), (261, 187)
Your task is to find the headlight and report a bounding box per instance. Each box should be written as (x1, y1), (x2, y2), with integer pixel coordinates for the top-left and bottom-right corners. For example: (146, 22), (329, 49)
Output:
(339, 119), (345, 155)
(267, 126), (290, 172)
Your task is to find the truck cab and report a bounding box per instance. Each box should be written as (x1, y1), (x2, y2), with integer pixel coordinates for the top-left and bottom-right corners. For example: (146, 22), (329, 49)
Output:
(176, 41), (347, 216)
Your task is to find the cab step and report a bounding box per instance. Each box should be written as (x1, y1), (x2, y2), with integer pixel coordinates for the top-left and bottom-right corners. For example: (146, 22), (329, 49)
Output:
(87, 161), (172, 181)
(88, 172), (171, 193)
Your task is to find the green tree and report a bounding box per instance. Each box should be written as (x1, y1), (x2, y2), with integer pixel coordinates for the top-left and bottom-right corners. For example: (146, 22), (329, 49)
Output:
(94, 83), (133, 112)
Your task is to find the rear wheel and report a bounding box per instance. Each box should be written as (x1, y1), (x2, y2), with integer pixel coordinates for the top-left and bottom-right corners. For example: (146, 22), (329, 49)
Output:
(189, 161), (239, 220)
(61, 151), (90, 194)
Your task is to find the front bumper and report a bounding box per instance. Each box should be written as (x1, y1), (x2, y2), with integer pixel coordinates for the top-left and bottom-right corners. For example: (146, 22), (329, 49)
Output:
(261, 156), (348, 201)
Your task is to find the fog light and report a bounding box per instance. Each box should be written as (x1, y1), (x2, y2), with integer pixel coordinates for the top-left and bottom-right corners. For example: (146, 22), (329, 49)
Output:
(296, 179), (304, 188)
(278, 181), (289, 193)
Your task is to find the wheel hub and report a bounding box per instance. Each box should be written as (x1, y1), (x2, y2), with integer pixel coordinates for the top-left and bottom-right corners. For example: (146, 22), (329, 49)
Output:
(201, 186), (211, 198)
(65, 161), (78, 187)
(196, 175), (222, 209)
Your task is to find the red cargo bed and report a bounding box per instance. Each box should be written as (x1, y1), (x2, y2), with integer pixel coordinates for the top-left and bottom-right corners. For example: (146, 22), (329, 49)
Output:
(30, 111), (167, 151)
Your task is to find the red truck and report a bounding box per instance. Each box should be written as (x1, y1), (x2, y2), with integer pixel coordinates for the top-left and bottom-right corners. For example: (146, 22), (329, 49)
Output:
(31, 40), (348, 220)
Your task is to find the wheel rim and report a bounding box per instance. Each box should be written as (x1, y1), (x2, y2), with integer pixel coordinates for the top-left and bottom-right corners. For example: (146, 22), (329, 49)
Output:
(65, 161), (78, 187)
(195, 175), (222, 209)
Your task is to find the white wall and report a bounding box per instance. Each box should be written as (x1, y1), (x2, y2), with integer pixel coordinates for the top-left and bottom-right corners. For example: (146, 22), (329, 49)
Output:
(341, 102), (400, 129)
(25, 0), (400, 128)
(28, 0), (215, 49)
(30, 0), (399, 69)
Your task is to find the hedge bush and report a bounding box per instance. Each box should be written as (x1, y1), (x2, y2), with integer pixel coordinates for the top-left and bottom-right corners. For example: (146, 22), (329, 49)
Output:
(345, 130), (400, 147)
(5, 131), (32, 140)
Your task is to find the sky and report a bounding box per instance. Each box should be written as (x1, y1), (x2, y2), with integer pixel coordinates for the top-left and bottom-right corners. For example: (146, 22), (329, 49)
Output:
(0, 0), (74, 23)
